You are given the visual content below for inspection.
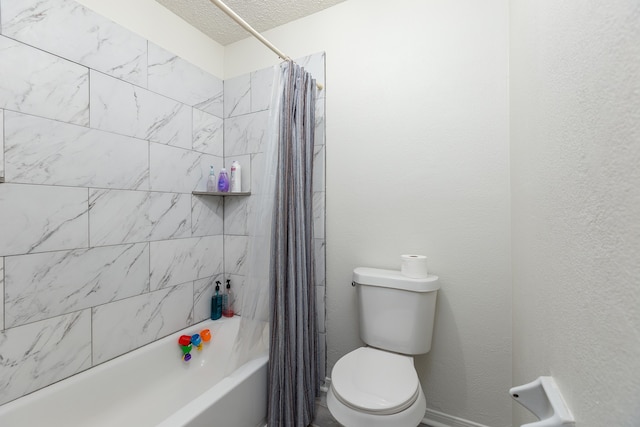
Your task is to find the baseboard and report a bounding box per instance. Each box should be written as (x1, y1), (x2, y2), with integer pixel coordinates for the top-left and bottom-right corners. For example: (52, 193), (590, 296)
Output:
(423, 408), (492, 427)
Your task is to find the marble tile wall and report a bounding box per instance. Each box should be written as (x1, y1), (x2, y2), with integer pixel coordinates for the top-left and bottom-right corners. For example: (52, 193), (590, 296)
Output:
(0, 0), (327, 406)
(0, 260), (4, 331)
(306, 53), (328, 382)
(223, 53), (327, 381)
(0, 0), (224, 406)
(0, 35), (89, 125)
(1, 110), (4, 180)
(1, 0), (147, 86)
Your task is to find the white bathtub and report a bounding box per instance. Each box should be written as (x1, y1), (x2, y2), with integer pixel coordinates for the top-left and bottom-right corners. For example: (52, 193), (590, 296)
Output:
(0, 316), (268, 427)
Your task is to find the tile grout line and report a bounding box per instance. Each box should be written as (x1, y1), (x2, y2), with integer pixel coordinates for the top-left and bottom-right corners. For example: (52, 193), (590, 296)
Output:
(87, 187), (91, 248)
(1, 276), (212, 333)
(2, 257), (5, 331)
(1, 100), (222, 156)
(90, 305), (94, 367)
(148, 240), (152, 295)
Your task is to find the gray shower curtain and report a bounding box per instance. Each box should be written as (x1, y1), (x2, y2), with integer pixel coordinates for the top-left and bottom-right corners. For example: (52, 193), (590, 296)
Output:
(268, 61), (319, 427)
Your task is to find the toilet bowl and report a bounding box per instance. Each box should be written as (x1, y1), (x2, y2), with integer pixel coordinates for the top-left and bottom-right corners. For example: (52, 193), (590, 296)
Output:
(327, 267), (439, 427)
(327, 347), (426, 427)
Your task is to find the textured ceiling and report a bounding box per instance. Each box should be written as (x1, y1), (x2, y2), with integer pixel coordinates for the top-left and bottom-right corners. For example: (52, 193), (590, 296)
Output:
(155, 0), (347, 45)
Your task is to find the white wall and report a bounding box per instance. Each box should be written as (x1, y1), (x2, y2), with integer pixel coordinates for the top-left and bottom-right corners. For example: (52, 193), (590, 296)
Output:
(226, 1), (512, 425)
(76, 0), (224, 78)
(510, 1), (640, 426)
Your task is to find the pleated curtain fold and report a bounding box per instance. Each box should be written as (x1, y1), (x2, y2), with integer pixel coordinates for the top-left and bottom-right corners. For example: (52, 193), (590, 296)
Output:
(268, 60), (319, 427)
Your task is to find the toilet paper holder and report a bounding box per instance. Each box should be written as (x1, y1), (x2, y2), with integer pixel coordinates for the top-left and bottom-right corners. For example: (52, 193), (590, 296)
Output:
(510, 376), (575, 427)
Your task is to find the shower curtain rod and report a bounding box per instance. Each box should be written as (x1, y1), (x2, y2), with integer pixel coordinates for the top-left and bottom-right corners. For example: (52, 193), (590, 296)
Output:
(208, 0), (324, 90)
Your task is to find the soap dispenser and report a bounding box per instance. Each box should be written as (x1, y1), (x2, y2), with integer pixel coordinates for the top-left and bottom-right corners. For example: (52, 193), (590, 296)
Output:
(206, 165), (216, 192)
(222, 279), (235, 317)
(211, 281), (222, 320)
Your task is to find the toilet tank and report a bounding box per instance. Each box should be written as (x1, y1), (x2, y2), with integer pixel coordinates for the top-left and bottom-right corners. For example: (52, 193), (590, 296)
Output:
(353, 267), (439, 355)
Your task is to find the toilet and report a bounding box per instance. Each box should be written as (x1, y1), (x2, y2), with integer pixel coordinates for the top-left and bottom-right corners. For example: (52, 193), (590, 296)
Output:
(327, 267), (439, 427)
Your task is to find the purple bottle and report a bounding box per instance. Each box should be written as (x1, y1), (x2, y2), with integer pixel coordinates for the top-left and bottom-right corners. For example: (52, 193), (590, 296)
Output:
(217, 168), (230, 192)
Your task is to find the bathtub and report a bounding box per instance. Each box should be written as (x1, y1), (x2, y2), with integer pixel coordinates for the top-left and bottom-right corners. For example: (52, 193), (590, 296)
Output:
(0, 316), (268, 427)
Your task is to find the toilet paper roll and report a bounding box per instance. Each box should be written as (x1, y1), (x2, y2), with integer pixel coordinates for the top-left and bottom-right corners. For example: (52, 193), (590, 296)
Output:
(400, 254), (428, 279)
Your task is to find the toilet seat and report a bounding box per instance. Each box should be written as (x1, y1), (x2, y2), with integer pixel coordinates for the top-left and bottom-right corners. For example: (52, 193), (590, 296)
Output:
(331, 347), (420, 415)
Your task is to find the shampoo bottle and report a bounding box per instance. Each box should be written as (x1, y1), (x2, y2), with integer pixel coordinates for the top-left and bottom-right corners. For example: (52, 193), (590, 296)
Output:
(211, 281), (222, 320)
(217, 168), (230, 192)
(222, 279), (235, 317)
(206, 166), (216, 192)
(230, 161), (242, 192)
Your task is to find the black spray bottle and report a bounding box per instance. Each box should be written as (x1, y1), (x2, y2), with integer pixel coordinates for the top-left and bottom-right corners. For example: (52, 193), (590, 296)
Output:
(211, 280), (222, 320)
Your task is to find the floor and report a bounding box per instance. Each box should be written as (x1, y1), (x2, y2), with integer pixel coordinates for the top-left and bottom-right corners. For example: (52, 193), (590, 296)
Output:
(311, 393), (432, 427)
(311, 402), (342, 427)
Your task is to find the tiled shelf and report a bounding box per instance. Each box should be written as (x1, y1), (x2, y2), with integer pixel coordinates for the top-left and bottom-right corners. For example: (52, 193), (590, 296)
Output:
(192, 191), (251, 196)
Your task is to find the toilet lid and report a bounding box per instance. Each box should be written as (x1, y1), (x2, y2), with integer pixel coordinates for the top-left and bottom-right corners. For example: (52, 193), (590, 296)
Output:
(331, 347), (420, 415)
